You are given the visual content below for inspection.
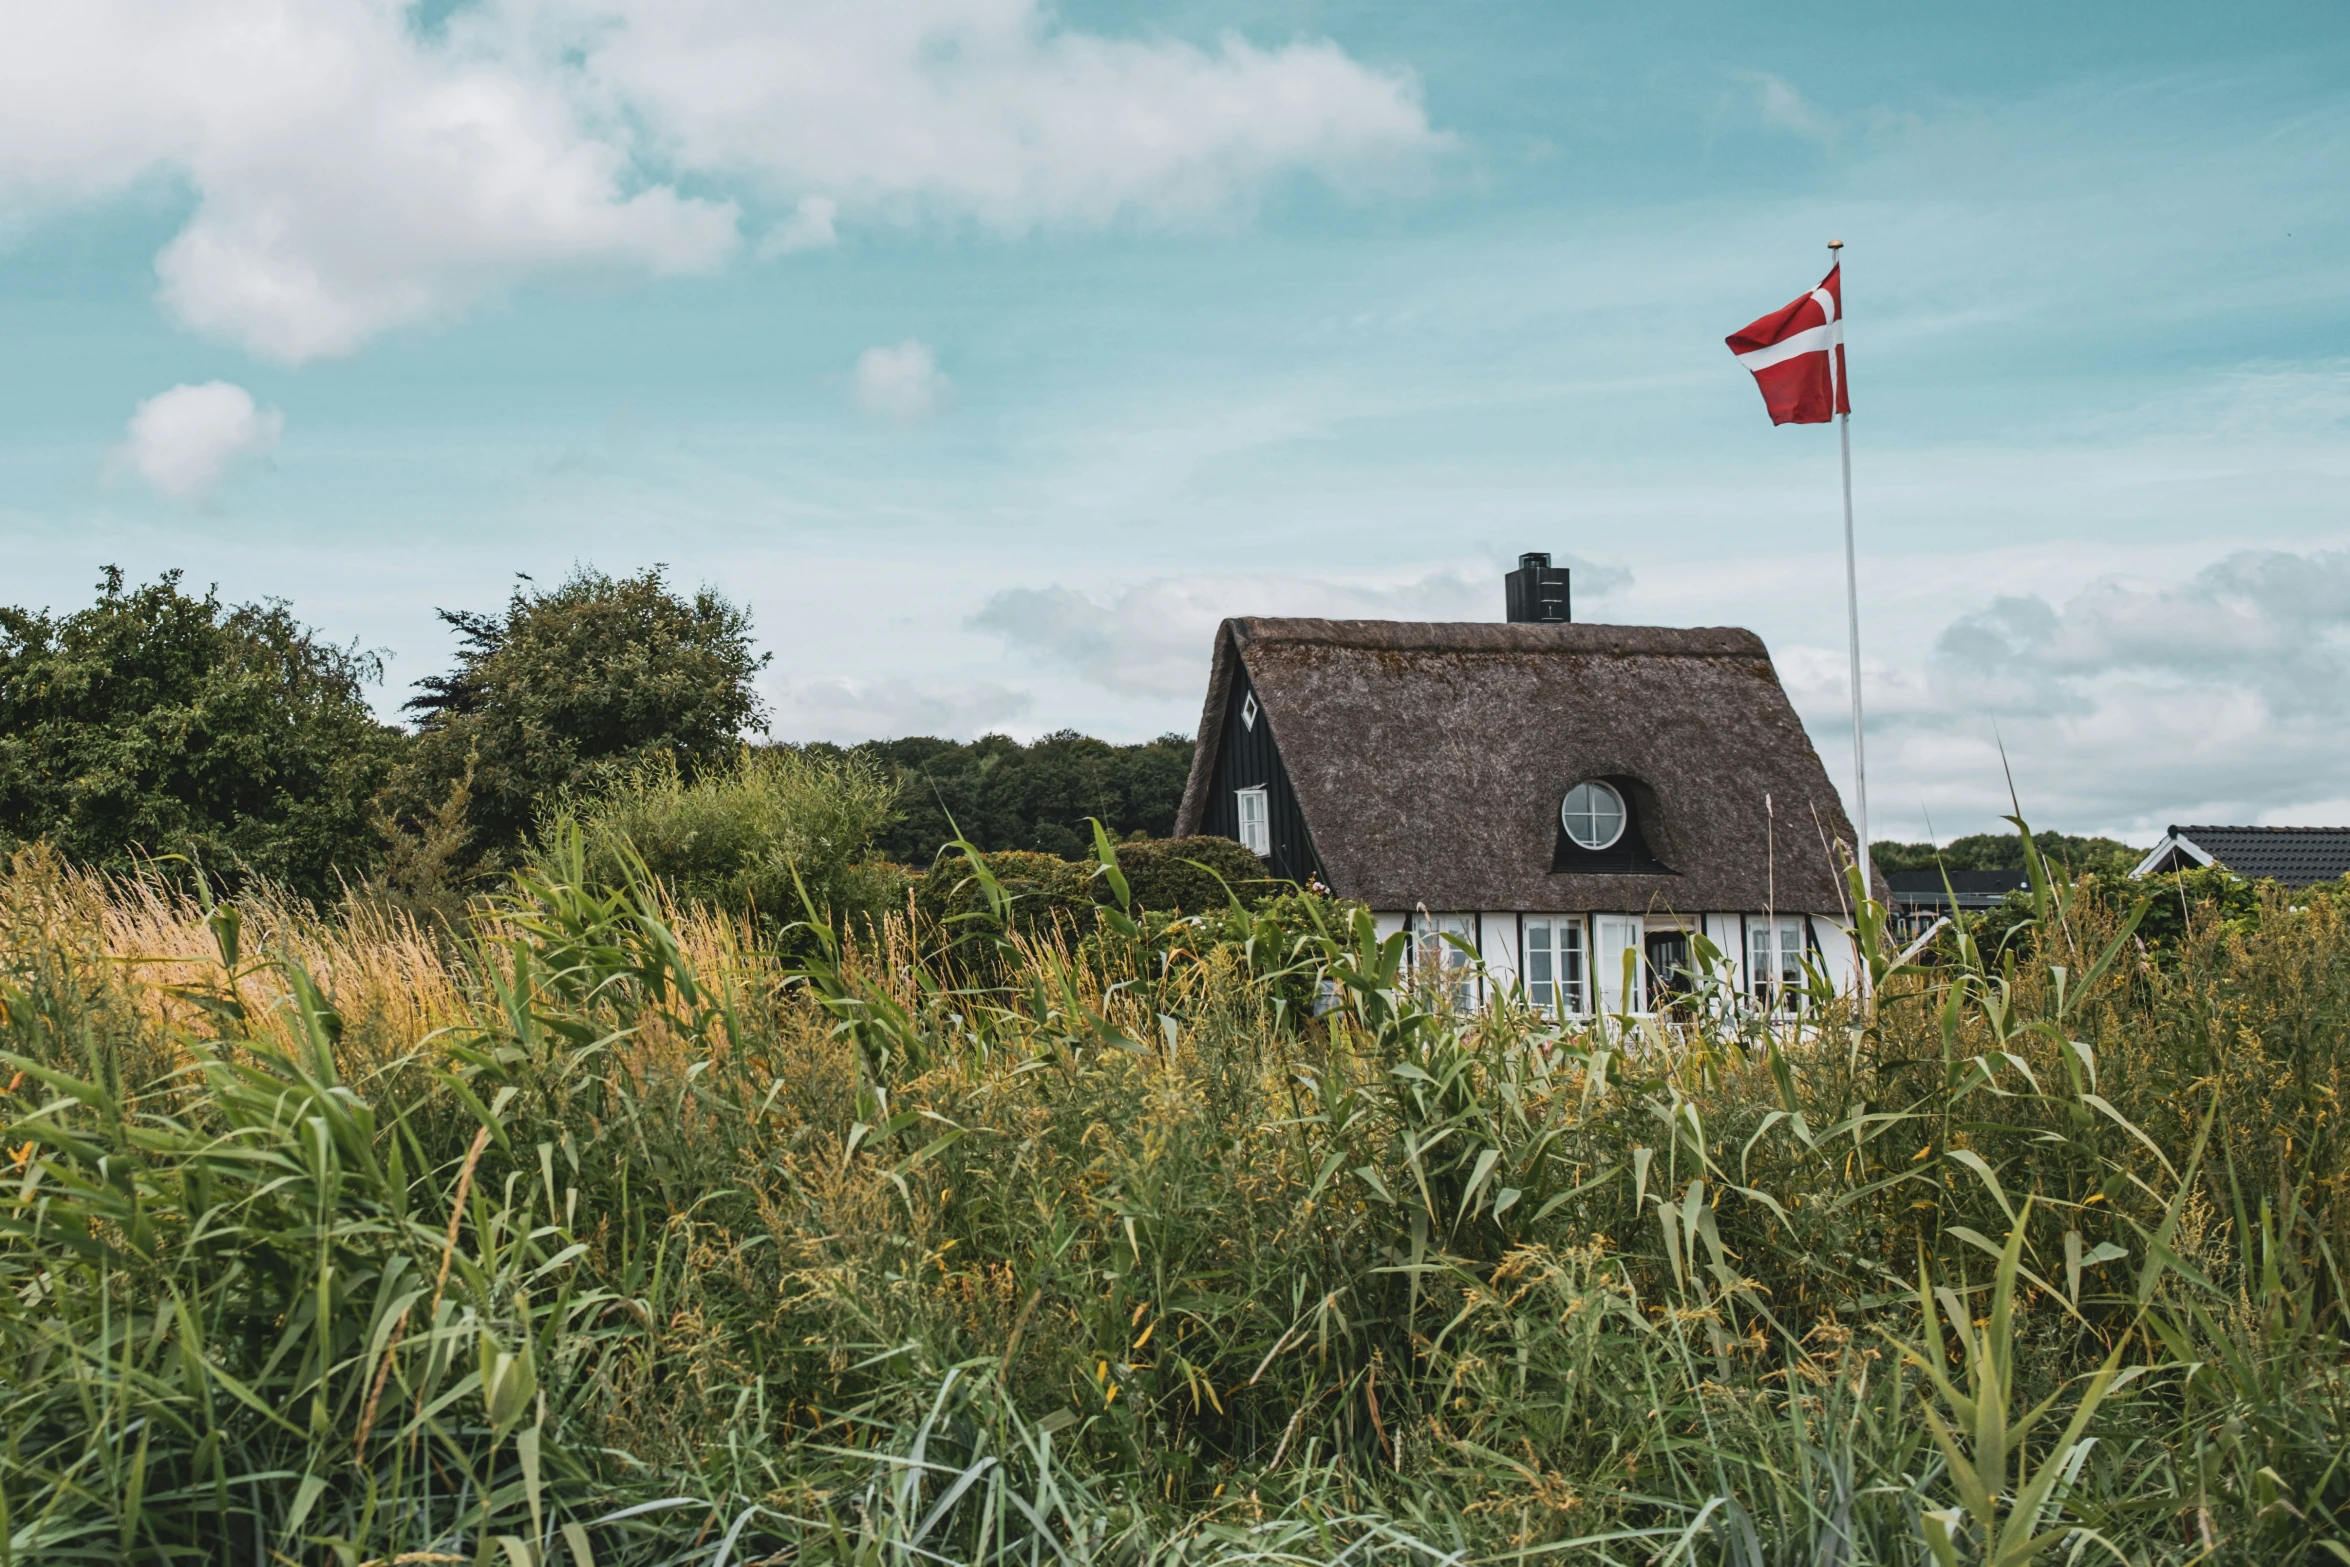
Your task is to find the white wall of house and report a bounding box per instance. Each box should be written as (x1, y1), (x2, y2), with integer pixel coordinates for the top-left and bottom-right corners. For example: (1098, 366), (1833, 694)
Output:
(1372, 907), (1863, 1013)
(1808, 915), (1858, 994)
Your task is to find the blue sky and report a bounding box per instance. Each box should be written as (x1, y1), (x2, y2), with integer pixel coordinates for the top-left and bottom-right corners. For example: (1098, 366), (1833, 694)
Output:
(4, 0), (2347, 843)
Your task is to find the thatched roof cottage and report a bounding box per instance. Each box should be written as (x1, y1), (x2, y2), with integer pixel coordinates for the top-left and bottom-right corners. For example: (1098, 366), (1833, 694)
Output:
(1173, 554), (1879, 1013)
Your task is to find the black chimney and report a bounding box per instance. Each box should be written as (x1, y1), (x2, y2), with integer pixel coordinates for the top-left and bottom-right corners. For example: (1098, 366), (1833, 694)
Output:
(1505, 552), (1571, 623)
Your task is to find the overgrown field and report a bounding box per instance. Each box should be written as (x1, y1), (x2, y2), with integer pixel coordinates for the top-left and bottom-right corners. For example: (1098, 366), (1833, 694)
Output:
(1, 837), (2345, 1565)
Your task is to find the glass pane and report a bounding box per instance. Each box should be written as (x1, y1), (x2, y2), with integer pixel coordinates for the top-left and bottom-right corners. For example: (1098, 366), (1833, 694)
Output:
(1563, 782), (1626, 849)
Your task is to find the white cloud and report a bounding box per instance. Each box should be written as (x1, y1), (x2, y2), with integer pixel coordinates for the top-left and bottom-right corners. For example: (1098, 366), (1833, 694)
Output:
(562, 4), (1442, 231)
(1809, 547), (2350, 841)
(971, 558), (1634, 697)
(116, 381), (284, 502)
(770, 675), (1031, 744)
(854, 340), (953, 421)
(2, 4), (742, 364)
(0, 2), (1441, 362)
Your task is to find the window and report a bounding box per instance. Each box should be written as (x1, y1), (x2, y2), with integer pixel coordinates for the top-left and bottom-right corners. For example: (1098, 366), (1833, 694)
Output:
(1240, 690), (1258, 731)
(1409, 912), (1478, 1009)
(1523, 917), (1587, 1016)
(1560, 780), (1627, 850)
(1748, 919), (1808, 1012)
(1236, 786), (1270, 856)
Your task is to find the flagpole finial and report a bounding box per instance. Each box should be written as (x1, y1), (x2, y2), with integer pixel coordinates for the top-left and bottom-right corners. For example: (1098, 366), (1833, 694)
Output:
(1827, 238), (1844, 250)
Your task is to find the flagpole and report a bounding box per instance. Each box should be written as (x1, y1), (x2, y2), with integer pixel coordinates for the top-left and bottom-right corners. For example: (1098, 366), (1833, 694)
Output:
(1829, 237), (1873, 998)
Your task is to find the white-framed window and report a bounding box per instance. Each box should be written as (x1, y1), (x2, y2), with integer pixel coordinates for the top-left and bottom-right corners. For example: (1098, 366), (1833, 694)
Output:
(1240, 690), (1259, 731)
(1748, 918), (1808, 1012)
(1235, 786), (1270, 856)
(1560, 780), (1628, 851)
(1408, 912), (1478, 1009)
(1522, 917), (1587, 1016)
(1593, 914), (1645, 1014)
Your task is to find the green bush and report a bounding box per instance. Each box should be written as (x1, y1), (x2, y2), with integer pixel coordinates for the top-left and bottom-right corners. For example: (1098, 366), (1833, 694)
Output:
(558, 746), (900, 936)
(1113, 834), (1285, 913)
(910, 837), (1300, 978)
(1963, 864), (2313, 966)
(912, 847), (1097, 971)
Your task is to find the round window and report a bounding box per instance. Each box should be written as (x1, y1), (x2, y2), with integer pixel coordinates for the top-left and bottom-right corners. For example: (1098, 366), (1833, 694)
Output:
(1560, 780), (1627, 851)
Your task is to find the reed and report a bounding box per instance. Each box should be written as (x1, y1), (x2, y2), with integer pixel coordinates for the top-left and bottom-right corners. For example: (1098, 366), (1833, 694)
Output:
(0, 828), (2343, 1564)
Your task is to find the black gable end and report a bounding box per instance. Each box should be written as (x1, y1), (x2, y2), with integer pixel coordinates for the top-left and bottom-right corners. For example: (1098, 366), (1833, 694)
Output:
(1199, 666), (1320, 887)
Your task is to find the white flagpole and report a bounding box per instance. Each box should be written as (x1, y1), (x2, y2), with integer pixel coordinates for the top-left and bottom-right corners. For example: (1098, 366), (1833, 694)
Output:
(1829, 237), (1873, 996)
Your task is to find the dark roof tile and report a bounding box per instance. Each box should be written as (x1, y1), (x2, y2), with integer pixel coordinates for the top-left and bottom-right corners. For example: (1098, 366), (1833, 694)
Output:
(2169, 825), (2350, 887)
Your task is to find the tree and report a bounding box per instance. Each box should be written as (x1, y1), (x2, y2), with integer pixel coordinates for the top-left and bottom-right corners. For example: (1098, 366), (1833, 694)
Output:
(0, 568), (404, 900)
(1871, 829), (2143, 879)
(389, 566), (768, 868)
(847, 730), (1194, 864)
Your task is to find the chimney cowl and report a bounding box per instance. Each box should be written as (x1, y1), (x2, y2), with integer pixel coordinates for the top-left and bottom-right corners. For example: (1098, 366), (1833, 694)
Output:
(1505, 551), (1572, 624)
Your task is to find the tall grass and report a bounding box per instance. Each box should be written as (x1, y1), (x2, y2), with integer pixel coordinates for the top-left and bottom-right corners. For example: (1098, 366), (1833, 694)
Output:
(0, 828), (2344, 1564)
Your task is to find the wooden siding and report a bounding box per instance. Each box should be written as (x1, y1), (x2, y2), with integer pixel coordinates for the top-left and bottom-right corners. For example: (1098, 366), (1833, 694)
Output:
(1198, 666), (1322, 886)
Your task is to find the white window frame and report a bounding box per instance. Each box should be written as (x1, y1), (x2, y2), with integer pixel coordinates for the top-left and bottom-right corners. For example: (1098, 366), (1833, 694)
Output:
(1560, 780), (1628, 851)
(1593, 914), (1645, 1014)
(1235, 786), (1271, 856)
(1747, 917), (1809, 1013)
(1408, 911), (1479, 1009)
(1521, 915), (1588, 1016)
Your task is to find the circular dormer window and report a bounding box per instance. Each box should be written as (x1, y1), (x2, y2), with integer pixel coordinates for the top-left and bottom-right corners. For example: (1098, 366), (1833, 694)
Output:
(1560, 780), (1627, 851)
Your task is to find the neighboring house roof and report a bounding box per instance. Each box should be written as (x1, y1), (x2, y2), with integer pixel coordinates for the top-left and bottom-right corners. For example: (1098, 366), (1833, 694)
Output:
(1885, 869), (2034, 909)
(2132, 825), (2350, 887)
(1173, 617), (1877, 914)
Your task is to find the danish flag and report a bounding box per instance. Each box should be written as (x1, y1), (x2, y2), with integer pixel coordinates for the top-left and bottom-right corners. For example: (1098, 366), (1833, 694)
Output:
(1726, 266), (1849, 425)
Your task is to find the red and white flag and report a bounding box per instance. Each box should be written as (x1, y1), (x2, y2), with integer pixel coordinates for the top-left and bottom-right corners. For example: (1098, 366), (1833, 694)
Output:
(1726, 267), (1849, 425)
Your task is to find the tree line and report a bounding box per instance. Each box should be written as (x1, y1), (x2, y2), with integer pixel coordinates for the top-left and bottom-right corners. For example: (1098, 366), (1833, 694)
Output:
(0, 567), (1194, 907)
(3, 565), (2143, 914)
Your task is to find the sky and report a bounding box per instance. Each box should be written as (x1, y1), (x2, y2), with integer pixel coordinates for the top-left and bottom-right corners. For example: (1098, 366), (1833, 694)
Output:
(3, 0), (2347, 846)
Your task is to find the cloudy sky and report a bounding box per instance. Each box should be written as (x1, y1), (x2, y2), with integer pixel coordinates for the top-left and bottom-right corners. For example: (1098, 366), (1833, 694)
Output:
(4, 0), (2346, 844)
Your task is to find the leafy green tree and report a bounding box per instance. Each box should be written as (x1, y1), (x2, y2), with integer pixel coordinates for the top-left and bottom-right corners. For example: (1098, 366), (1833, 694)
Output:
(848, 730), (1193, 864)
(0, 568), (403, 900)
(391, 566), (768, 869)
(1873, 829), (2143, 879)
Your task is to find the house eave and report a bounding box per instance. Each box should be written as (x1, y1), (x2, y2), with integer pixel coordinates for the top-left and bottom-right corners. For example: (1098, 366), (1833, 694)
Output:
(2131, 828), (2214, 878)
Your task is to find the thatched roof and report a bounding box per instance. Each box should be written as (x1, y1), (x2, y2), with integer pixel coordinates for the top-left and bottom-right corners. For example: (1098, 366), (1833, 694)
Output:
(1173, 618), (1875, 914)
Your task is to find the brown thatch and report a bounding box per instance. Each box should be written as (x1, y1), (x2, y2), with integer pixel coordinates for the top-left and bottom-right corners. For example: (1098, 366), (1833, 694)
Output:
(1173, 618), (1876, 914)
